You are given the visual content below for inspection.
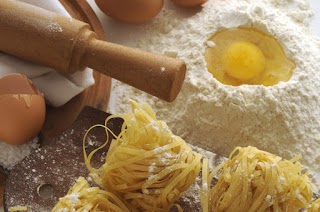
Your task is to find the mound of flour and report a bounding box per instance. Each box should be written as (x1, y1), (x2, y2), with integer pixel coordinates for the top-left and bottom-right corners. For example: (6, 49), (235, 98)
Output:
(109, 0), (320, 183)
(0, 137), (39, 169)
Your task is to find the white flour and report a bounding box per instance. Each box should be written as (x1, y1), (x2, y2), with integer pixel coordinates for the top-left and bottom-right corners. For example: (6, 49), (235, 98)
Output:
(110, 0), (320, 184)
(0, 137), (39, 169)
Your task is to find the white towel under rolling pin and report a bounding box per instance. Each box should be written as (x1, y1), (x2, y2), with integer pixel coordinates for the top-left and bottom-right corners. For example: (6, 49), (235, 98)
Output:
(0, 0), (95, 107)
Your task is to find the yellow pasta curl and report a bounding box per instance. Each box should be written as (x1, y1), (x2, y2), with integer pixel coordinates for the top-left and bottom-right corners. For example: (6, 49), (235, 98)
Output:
(9, 206), (28, 212)
(308, 198), (320, 212)
(52, 177), (130, 212)
(85, 100), (202, 211)
(202, 146), (314, 212)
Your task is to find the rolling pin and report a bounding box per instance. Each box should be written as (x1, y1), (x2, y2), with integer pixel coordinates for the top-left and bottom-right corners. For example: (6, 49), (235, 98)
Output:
(0, 0), (186, 102)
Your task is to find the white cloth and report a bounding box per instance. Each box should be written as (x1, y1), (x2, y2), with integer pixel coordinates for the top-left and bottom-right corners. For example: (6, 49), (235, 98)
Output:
(0, 0), (95, 107)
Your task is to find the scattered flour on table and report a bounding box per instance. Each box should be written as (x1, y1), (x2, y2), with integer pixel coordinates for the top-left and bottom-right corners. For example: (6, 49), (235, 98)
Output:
(0, 137), (39, 169)
(109, 0), (320, 185)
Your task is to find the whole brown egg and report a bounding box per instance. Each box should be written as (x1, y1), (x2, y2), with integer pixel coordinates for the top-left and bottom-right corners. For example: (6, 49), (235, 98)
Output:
(0, 74), (46, 145)
(171, 0), (208, 7)
(95, 0), (164, 24)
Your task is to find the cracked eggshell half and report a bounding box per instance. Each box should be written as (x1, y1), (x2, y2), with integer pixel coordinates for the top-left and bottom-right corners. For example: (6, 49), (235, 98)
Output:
(0, 74), (46, 145)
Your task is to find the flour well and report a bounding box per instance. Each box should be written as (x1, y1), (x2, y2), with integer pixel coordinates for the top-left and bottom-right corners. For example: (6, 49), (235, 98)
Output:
(110, 0), (320, 184)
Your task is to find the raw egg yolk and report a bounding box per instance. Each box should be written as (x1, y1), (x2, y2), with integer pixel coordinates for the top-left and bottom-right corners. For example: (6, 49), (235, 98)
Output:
(223, 41), (266, 81)
(205, 28), (296, 86)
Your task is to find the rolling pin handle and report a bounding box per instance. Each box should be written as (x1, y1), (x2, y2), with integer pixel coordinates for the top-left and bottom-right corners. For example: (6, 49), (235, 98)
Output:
(83, 39), (186, 102)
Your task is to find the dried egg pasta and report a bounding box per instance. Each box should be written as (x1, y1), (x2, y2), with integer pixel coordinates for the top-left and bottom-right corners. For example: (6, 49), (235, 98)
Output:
(52, 177), (129, 212)
(84, 100), (202, 211)
(308, 198), (320, 212)
(202, 146), (315, 212)
(9, 206), (28, 212)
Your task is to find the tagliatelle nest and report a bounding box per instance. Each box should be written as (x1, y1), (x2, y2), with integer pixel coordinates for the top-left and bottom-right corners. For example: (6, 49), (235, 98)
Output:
(202, 146), (315, 212)
(84, 100), (202, 211)
(52, 177), (130, 212)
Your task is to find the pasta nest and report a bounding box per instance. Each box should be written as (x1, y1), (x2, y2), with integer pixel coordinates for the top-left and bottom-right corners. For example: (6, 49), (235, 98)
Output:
(202, 146), (315, 212)
(85, 100), (202, 211)
(52, 177), (130, 212)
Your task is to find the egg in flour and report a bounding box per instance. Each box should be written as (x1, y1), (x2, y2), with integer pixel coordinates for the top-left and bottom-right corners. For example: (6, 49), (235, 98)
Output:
(205, 28), (296, 86)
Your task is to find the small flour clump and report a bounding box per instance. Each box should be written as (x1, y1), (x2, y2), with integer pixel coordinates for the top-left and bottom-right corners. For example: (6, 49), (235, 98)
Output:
(0, 137), (39, 169)
(110, 0), (320, 184)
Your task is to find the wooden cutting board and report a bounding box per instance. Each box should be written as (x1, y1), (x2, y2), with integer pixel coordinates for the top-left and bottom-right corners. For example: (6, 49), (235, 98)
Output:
(0, 0), (110, 208)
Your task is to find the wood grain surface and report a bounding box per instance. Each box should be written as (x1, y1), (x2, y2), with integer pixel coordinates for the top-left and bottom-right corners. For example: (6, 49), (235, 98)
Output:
(0, 0), (110, 208)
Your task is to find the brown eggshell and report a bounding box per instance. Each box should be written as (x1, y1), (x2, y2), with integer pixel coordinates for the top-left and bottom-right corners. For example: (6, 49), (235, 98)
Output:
(95, 0), (164, 24)
(0, 74), (46, 145)
(171, 0), (208, 7)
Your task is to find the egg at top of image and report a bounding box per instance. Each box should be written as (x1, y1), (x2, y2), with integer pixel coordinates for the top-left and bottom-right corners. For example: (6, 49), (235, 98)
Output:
(0, 73), (46, 146)
(95, 0), (164, 24)
(109, 0), (320, 185)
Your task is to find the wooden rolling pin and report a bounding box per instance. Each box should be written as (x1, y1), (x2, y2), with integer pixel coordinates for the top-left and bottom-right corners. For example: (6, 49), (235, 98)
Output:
(0, 0), (186, 102)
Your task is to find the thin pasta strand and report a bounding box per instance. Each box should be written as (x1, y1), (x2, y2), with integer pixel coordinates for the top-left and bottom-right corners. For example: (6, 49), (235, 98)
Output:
(201, 158), (209, 212)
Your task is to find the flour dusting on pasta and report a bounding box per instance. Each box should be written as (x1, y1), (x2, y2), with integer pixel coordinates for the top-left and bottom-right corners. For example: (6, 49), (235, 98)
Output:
(85, 100), (202, 211)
